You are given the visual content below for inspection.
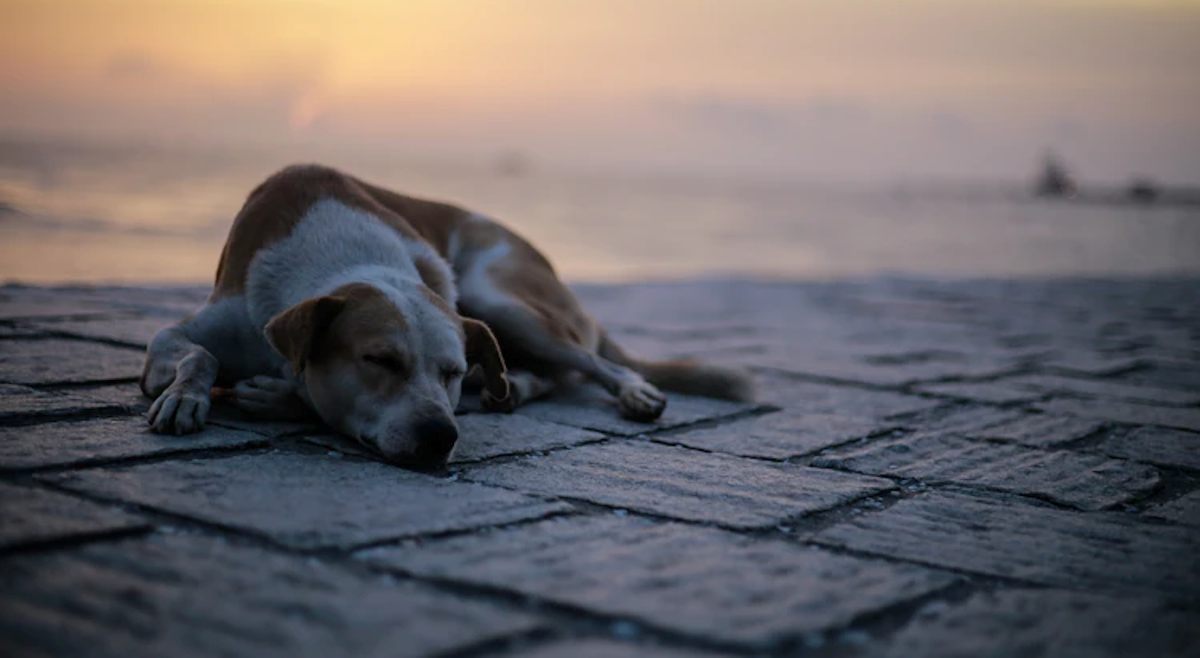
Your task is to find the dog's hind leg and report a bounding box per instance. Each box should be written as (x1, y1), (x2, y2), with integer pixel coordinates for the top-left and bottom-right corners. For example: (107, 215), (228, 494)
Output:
(459, 272), (666, 421)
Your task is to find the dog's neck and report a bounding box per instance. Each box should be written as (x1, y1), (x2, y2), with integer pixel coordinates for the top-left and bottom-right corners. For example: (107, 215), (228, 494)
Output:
(246, 198), (428, 330)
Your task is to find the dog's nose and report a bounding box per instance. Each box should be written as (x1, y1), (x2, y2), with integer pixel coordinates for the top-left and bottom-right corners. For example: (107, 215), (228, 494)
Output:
(413, 417), (458, 461)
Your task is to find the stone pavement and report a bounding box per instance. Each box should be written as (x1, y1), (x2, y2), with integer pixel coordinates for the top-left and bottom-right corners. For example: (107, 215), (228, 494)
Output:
(1, 277), (1199, 657)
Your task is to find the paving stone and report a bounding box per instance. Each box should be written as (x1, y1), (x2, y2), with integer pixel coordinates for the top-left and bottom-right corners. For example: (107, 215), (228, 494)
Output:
(0, 416), (267, 471)
(0, 324), (47, 338)
(0, 482), (148, 551)
(0, 532), (542, 658)
(814, 490), (1200, 598)
(1121, 360), (1200, 391)
(973, 413), (1108, 448)
(514, 639), (731, 658)
(914, 380), (1047, 405)
(74, 382), (152, 412)
(1146, 491), (1200, 526)
(1099, 427), (1200, 471)
(754, 374), (942, 418)
(26, 316), (169, 348)
(0, 383), (128, 422)
(45, 451), (572, 549)
(1043, 352), (1148, 377)
(515, 384), (753, 436)
(1005, 374), (1200, 407)
(1037, 398), (1200, 432)
(359, 516), (955, 646)
(894, 405), (1030, 435)
(750, 349), (1013, 387)
(879, 589), (1200, 658)
(0, 286), (115, 319)
(463, 441), (894, 528)
(667, 410), (893, 460)
(0, 338), (144, 385)
(812, 434), (1160, 510)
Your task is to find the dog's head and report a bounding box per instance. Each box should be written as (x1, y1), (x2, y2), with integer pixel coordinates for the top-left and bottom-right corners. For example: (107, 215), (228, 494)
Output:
(265, 282), (509, 470)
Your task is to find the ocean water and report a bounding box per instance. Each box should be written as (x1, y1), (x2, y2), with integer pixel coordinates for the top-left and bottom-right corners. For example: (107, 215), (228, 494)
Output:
(1, 139), (1198, 285)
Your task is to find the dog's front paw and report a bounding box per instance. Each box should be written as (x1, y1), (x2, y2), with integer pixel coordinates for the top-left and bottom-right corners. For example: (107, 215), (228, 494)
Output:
(618, 381), (666, 422)
(225, 375), (305, 419)
(147, 383), (211, 435)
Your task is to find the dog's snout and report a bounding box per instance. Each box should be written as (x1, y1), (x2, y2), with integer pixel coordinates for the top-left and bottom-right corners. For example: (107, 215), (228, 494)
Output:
(414, 417), (458, 459)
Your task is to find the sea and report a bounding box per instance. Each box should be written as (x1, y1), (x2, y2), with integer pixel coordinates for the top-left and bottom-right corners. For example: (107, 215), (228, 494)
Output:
(1, 138), (1198, 286)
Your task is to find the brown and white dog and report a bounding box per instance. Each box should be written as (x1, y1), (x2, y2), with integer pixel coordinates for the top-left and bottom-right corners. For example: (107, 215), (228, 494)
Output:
(141, 164), (754, 469)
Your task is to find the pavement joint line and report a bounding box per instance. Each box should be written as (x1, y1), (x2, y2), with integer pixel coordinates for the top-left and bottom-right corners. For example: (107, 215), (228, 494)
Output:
(0, 435), (272, 475)
(0, 404), (134, 427)
(30, 377), (142, 391)
(429, 626), (562, 658)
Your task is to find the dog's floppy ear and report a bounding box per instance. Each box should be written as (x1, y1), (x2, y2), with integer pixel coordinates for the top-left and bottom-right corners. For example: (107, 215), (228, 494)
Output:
(462, 317), (510, 402)
(265, 296), (347, 375)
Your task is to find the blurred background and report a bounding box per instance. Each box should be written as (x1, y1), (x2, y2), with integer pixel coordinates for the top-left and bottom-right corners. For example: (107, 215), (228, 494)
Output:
(1, 0), (1197, 284)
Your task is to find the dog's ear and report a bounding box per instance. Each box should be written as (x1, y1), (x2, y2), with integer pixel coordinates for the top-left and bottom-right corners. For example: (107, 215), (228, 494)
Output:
(265, 296), (347, 375)
(462, 317), (510, 403)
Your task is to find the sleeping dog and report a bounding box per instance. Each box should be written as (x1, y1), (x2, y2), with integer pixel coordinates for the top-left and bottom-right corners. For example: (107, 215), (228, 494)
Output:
(141, 164), (755, 469)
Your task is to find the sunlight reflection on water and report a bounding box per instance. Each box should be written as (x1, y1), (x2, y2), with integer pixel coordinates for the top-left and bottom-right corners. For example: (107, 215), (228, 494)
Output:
(1, 140), (1197, 285)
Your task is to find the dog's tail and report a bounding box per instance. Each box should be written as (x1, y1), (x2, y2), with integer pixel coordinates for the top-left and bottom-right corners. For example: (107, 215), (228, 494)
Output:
(597, 330), (756, 402)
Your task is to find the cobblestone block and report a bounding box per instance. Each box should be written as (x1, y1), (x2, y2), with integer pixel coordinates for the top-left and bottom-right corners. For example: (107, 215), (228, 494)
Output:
(812, 433), (1158, 510)
(0, 383), (128, 421)
(753, 374), (942, 418)
(0, 416), (267, 471)
(1146, 492), (1200, 526)
(516, 384), (752, 436)
(0, 338), (144, 385)
(45, 451), (572, 549)
(0, 482), (148, 550)
(878, 589), (1200, 658)
(1098, 427), (1200, 471)
(1005, 374), (1200, 407)
(0, 533), (542, 657)
(814, 491), (1200, 597)
(463, 441), (894, 528)
(514, 639), (730, 658)
(667, 410), (893, 460)
(27, 316), (169, 348)
(359, 516), (954, 646)
(914, 381), (1046, 405)
(1037, 399), (1200, 432)
(972, 413), (1107, 448)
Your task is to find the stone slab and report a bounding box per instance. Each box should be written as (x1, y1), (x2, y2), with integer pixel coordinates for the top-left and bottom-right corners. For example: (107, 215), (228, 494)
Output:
(463, 441), (894, 528)
(914, 381), (1047, 405)
(0, 338), (144, 385)
(0, 482), (148, 551)
(1037, 398), (1200, 432)
(973, 413), (1108, 448)
(26, 316), (170, 348)
(0, 416), (267, 471)
(1099, 427), (1200, 471)
(1005, 374), (1200, 407)
(45, 450), (572, 549)
(0, 532), (542, 658)
(0, 383), (128, 422)
(894, 405), (1031, 436)
(752, 374), (942, 418)
(515, 384), (753, 436)
(359, 516), (955, 646)
(1146, 491), (1200, 527)
(667, 410), (893, 460)
(879, 589), (1200, 658)
(813, 433), (1159, 510)
(453, 413), (607, 462)
(814, 491), (1200, 598)
(75, 382), (153, 413)
(515, 639), (729, 658)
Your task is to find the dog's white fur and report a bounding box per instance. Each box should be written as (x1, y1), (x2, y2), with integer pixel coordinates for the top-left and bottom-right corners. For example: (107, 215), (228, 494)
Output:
(142, 164), (755, 469)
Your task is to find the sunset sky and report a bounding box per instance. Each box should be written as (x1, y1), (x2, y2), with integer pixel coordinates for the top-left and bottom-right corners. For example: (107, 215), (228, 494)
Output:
(2, 0), (1198, 183)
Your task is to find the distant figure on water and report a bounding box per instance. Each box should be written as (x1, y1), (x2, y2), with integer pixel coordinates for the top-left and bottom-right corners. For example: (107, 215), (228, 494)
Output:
(1033, 153), (1078, 199)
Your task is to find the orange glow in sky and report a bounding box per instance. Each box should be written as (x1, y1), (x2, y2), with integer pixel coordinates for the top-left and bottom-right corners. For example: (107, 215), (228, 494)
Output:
(2, 0), (1198, 182)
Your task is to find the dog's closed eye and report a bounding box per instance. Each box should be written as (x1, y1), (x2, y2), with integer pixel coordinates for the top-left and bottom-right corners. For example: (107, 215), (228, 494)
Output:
(362, 353), (408, 374)
(440, 367), (465, 388)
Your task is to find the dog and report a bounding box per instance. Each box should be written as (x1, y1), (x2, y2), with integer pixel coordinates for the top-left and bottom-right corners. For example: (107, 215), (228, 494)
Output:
(141, 164), (755, 469)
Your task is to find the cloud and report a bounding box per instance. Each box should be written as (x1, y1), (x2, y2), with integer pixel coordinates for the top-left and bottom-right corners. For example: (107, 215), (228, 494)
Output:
(103, 52), (170, 80)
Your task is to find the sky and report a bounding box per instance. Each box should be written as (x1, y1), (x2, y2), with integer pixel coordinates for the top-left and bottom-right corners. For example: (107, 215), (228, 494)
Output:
(1, 0), (1198, 184)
